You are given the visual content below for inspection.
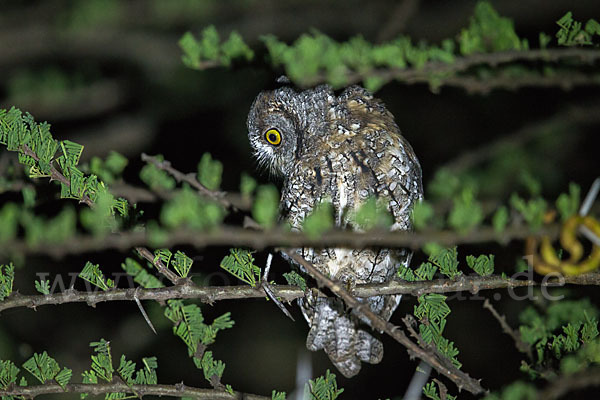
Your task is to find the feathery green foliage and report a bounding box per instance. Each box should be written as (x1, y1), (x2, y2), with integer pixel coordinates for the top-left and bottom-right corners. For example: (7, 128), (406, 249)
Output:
(466, 254), (495, 276)
(23, 351), (72, 390)
(351, 197), (393, 230)
(459, 1), (527, 55)
(0, 359), (20, 390)
(398, 261), (438, 282)
(139, 155), (176, 191)
(179, 26), (254, 69)
(555, 183), (580, 221)
(492, 206), (509, 233)
(510, 194), (547, 230)
(198, 152), (223, 191)
(303, 201), (334, 239)
(88, 151), (128, 185)
(240, 172), (257, 198)
(252, 184), (280, 229)
(423, 381), (457, 400)
(429, 247), (461, 279)
(447, 187), (484, 233)
(35, 279), (51, 295)
(272, 391), (287, 400)
(0, 263), (15, 301)
(303, 370), (344, 400)
(415, 294), (461, 368)
(160, 185), (225, 230)
(283, 270), (307, 291)
(79, 261), (114, 291)
(412, 200), (435, 230)
(154, 249), (194, 278)
(220, 248), (261, 287)
(121, 258), (165, 289)
(556, 12), (600, 46)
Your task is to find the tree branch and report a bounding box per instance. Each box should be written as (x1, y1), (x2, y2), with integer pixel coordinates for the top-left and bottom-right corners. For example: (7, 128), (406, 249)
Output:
(2, 272), (598, 314)
(307, 48), (600, 93)
(0, 382), (270, 400)
(284, 250), (486, 395)
(537, 367), (600, 400)
(0, 223), (560, 258)
(483, 298), (533, 360)
(141, 153), (232, 210)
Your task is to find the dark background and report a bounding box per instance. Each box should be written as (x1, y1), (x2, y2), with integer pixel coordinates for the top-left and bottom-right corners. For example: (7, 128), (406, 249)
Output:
(1, 1), (599, 398)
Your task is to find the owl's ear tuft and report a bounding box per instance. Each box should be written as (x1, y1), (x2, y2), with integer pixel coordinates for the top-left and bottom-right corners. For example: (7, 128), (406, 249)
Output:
(276, 75), (291, 84)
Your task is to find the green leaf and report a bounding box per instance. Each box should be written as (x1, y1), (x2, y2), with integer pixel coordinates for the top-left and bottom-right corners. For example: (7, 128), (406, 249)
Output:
(303, 201), (334, 239)
(412, 200), (434, 230)
(429, 247), (461, 279)
(283, 271), (307, 291)
(448, 187), (483, 233)
(0, 263), (15, 301)
(492, 206), (509, 233)
(240, 172), (257, 197)
(0, 203), (20, 241)
(0, 359), (20, 389)
(197, 153), (222, 191)
(304, 370), (344, 400)
(252, 184), (280, 229)
(510, 194), (547, 230)
(466, 254), (495, 276)
(272, 390), (287, 400)
(459, 1), (526, 55)
(351, 197), (393, 230)
(556, 183), (580, 222)
(199, 351), (225, 386)
(140, 155), (176, 191)
(161, 185), (225, 230)
(121, 257), (164, 289)
(220, 248), (261, 287)
(35, 279), (51, 295)
(88, 339), (114, 382)
(79, 261), (114, 291)
(23, 351), (61, 384)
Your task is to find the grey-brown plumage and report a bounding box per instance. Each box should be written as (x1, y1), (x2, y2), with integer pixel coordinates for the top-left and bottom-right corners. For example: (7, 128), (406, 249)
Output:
(247, 84), (423, 377)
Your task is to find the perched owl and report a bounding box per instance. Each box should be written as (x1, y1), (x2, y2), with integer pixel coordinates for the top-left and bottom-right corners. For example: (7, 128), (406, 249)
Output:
(247, 84), (423, 377)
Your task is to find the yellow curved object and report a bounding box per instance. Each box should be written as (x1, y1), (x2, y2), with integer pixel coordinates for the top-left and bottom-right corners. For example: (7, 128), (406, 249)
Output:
(532, 215), (600, 276)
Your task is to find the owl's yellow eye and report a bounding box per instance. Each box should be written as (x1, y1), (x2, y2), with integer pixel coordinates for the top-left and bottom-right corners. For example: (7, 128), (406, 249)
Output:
(265, 128), (282, 146)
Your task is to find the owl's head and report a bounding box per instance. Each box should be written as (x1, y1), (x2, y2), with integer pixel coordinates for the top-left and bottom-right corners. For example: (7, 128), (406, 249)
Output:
(247, 86), (331, 177)
(247, 87), (301, 176)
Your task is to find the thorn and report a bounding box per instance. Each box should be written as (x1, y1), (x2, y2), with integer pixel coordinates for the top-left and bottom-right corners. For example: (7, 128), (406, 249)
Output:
(262, 253), (295, 321)
(134, 288), (157, 334)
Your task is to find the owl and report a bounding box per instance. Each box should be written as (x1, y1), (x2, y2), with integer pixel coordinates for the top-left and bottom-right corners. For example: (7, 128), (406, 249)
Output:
(247, 84), (423, 378)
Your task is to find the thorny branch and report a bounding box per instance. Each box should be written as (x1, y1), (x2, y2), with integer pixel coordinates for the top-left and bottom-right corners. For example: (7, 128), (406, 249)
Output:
(0, 382), (270, 400)
(285, 250), (486, 395)
(483, 298), (533, 360)
(1, 272), (598, 314)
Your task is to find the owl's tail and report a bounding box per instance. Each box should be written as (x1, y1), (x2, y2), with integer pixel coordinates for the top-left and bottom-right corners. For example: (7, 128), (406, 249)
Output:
(300, 294), (401, 378)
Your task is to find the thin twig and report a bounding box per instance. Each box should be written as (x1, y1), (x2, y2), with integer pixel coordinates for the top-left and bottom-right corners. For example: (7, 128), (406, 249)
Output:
(141, 153), (232, 209)
(285, 250), (486, 395)
(483, 299), (532, 360)
(0, 223), (561, 258)
(2, 273), (598, 314)
(0, 382), (270, 399)
(135, 247), (185, 286)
